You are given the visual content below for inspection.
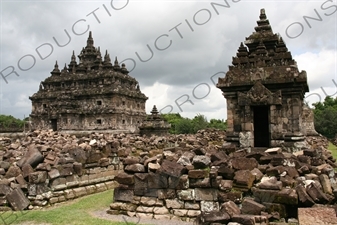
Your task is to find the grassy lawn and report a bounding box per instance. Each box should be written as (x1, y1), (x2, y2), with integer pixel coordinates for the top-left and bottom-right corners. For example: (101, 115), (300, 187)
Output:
(328, 141), (337, 159)
(1, 190), (140, 225)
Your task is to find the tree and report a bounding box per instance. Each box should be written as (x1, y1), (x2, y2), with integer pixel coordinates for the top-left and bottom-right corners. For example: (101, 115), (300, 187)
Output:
(312, 96), (337, 139)
(209, 118), (227, 130)
(0, 115), (25, 128)
(162, 113), (227, 134)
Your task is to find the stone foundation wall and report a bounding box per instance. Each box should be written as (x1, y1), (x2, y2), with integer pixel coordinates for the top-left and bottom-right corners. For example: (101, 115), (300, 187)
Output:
(109, 135), (337, 224)
(1, 129), (225, 211)
(0, 130), (123, 210)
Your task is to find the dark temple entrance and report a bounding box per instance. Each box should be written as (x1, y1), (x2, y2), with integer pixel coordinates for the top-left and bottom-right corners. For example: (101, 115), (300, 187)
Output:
(51, 119), (58, 131)
(253, 106), (270, 147)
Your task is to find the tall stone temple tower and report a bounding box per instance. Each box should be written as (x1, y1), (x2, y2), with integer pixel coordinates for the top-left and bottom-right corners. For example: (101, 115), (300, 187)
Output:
(217, 9), (316, 150)
(29, 32), (148, 132)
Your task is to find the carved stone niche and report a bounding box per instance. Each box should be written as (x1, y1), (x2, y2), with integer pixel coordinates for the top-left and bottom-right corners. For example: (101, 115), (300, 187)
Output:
(238, 81), (282, 106)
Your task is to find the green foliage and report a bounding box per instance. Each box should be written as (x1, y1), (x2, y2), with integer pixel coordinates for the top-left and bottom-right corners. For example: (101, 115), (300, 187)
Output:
(0, 114), (25, 128)
(312, 96), (337, 138)
(162, 113), (227, 134)
(328, 142), (337, 160)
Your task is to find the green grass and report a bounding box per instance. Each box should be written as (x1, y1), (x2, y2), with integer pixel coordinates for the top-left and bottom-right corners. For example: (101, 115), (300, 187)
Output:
(1, 190), (140, 225)
(328, 142), (337, 160)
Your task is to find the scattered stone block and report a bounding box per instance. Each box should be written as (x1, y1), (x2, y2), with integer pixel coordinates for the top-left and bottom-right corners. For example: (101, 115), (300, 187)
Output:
(296, 184), (315, 206)
(188, 169), (208, 179)
(241, 198), (266, 215)
(115, 172), (134, 185)
(234, 170), (255, 189)
(192, 156), (211, 169)
(231, 157), (258, 170)
(125, 163), (145, 173)
(200, 201), (219, 212)
(113, 188), (134, 203)
(177, 189), (195, 201)
(195, 188), (218, 201)
(17, 147), (44, 168)
(221, 200), (241, 217)
(6, 188), (30, 211)
(158, 160), (185, 177)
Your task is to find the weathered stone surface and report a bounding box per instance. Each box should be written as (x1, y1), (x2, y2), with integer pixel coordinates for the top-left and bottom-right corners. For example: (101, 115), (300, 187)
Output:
(298, 207), (337, 225)
(198, 211), (230, 224)
(148, 163), (160, 172)
(231, 157), (258, 170)
(157, 160), (184, 177)
(147, 172), (167, 189)
(218, 165), (235, 179)
(189, 178), (211, 188)
(231, 215), (255, 225)
(22, 164), (34, 178)
(172, 209), (188, 217)
(296, 184), (315, 206)
(195, 188), (218, 201)
(115, 172), (134, 185)
(165, 199), (184, 209)
(319, 174), (333, 195)
(275, 188), (298, 205)
(29, 171), (47, 184)
(200, 201), (219, 212)
(188, 169), (208, 179)
(177, 189), (195, 201)
(110, 202), (137, 211)
(175, 174), (189, 190)
(185, 201), (200, 210)
(113, 188), (134, 203)
(306, 182), (330, 204)
(219, 180), (233, 191)
(0, 184), (12, 196)
(5, 166), (22, 179)
(251, 168), (264, 181)
(233, 170), (255, 189)
(192, 156), (211, 169)
(251, 187), (278, 203)
(125, 164), (145, 173)
(17, 147), (44, 168)
(157, 189), (176, 199)
(123, 156), (140, 165)
(187, 209), (201, 217)
(256, 176), (283, 190)
(221, 201), (241, 217)
(134, 173), (148, 195)
(241, 198), (266, 215)
(140, 196), (163, 206)
(6, 188), (30, 211)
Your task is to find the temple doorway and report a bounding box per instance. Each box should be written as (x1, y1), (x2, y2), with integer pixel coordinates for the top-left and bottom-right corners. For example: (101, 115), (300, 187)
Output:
(253, 106), (270, 147)
(51, 119), (58, 131)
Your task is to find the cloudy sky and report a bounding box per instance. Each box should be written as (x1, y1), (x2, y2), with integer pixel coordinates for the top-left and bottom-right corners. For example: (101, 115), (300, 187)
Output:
(0, 0), (336, 121)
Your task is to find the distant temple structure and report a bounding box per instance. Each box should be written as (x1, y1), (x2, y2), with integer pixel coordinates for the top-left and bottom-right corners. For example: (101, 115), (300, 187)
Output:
(217, 9), (316, 150)
(29, 32), (148, 132)
(139, 105), (171, 136)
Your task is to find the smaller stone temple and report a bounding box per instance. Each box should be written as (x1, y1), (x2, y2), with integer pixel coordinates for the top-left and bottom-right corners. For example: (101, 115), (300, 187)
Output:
(216, 9), (315, 150)
(29, 32), (148, 132)
(139, 105), (171, 136)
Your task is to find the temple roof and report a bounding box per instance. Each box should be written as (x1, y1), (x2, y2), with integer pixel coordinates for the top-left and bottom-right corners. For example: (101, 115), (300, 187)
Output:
(217, 9), (309, 95)
(30, 31), (147, 101)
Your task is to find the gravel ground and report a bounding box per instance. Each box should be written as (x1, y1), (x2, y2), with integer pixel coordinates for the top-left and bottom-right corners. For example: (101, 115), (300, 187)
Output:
(13, 210), (195, 225)
(92, 210), (195, 225)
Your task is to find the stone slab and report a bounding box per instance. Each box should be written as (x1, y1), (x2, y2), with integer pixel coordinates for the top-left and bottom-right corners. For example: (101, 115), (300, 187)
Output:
(298, 207), (337, 225)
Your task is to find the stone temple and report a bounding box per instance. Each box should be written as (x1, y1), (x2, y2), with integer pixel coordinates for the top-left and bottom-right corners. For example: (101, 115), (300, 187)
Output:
(29, 32), (148, 132)
(217, 9), (316, 150)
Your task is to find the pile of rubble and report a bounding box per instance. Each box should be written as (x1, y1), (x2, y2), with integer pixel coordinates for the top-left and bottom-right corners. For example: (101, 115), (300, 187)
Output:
(109, 135), (337, 224)
(0, 129), (225, 211)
